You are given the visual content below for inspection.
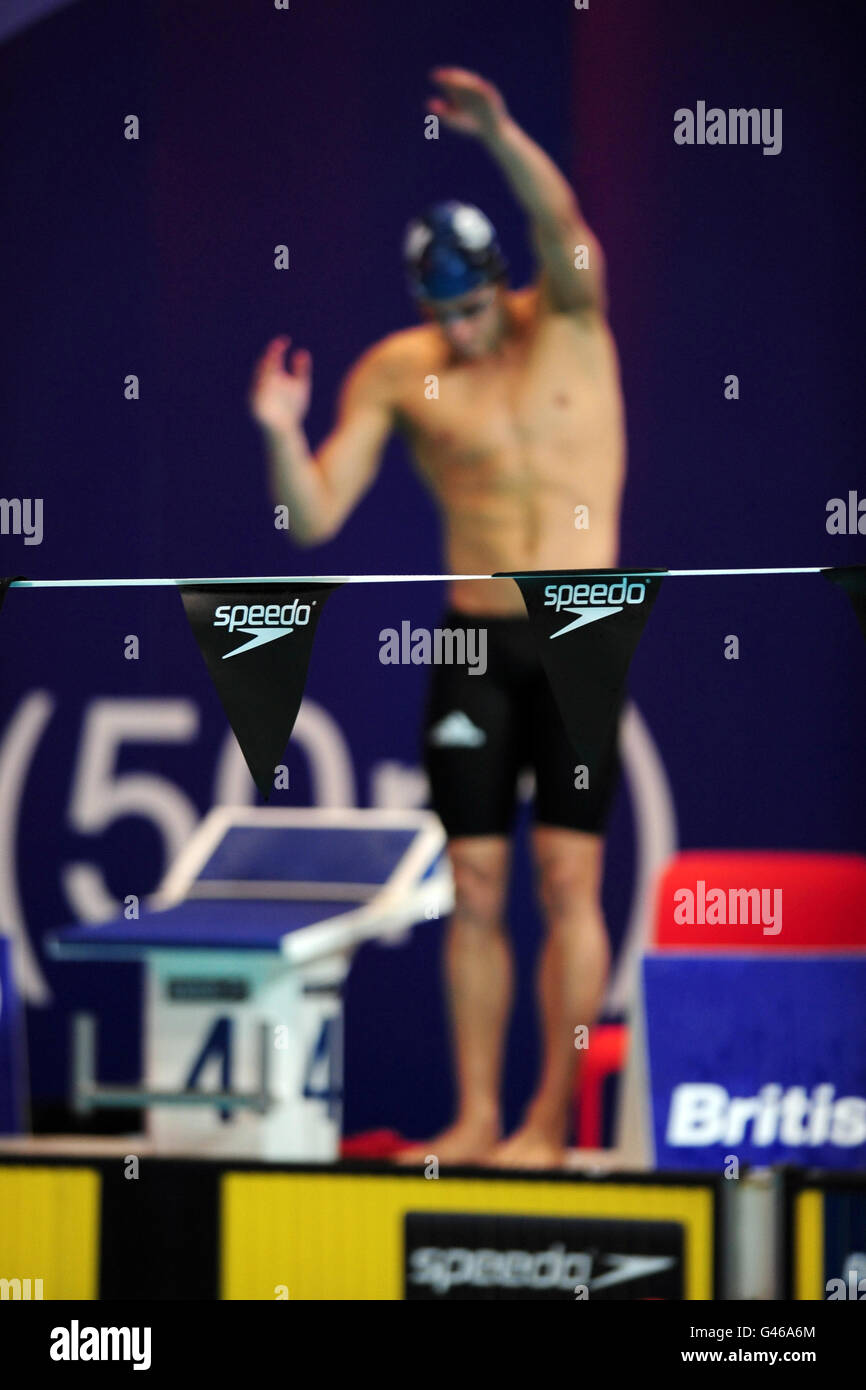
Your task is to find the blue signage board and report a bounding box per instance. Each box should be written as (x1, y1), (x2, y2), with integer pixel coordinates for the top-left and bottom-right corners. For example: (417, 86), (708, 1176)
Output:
(644, 956), (866, 1170)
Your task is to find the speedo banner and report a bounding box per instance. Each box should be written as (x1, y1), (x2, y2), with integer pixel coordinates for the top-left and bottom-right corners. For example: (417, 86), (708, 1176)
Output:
(404, 1210), (684, 1300)
(823, 564), (866, 643)
(644, 956), (866, 1170)
(178, 582), (343, 800)
(496, 568), (666, 774)
(0, 577), (25, 614)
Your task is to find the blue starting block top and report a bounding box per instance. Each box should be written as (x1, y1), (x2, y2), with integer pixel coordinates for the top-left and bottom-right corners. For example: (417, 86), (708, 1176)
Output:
(194, 824), (420, 892)
(49, 808), (451, 962)
(52, 899), (365, 952)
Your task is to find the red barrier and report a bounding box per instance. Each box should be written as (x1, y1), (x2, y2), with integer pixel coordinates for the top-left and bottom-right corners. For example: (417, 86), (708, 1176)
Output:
(651, 851), (866, 950)
(574, 1022), (628, 1149)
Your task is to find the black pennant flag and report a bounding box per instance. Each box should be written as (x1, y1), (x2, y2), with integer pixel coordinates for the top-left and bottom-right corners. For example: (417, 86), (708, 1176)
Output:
(822, 565), (866, 643)
(178, 581), (343, 800)
(494, 567), (667, 774)
(0, 577), (26, 613)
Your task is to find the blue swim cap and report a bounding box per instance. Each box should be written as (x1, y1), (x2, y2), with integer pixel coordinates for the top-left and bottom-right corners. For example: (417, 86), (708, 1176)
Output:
(404, 200), (507, 301)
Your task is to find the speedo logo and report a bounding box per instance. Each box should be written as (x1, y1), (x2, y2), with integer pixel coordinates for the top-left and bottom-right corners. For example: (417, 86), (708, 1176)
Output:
(409, 1243), (674, 1295)
(213, 600), (314, 659)
(543, 578), (648, 638)
(667, 1083), (866, 1148)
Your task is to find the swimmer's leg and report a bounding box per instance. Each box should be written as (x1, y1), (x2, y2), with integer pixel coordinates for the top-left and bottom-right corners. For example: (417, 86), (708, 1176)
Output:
(489, 825), (610, 1168)
(396, 834), (512, 1165)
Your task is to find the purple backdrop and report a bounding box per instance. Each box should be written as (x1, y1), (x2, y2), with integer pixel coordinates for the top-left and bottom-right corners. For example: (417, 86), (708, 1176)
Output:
(1, 0), (864, 1139)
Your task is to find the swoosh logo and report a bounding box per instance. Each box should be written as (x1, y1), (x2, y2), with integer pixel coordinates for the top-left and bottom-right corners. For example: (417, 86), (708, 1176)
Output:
(550, 604), (623, 638)
(589, 1253), (677, 1292)
(222, 625), (294, 659)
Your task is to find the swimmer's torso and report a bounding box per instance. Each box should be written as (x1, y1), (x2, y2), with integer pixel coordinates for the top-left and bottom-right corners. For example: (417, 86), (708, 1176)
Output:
(390, 288), (627, 615)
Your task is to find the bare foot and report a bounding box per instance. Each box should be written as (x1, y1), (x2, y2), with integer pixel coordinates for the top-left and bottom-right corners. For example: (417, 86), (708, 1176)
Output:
(486, 1126), (567, 1169)
(394, 1119), (500, 1167)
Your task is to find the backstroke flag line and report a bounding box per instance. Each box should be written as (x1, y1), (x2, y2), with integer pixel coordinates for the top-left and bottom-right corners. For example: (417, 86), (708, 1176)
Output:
(177, 581), (343, 800)
(0, 567), (862, 800)
(495, 568), (668, 775)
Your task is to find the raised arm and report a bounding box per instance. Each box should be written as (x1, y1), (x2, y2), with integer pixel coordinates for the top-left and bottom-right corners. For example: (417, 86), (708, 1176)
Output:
(428, 67), (607, 315)
(250, 337), (394, 546)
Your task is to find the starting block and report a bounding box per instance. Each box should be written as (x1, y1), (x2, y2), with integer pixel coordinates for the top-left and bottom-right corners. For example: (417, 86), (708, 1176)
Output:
(49, 807), (453, 1161)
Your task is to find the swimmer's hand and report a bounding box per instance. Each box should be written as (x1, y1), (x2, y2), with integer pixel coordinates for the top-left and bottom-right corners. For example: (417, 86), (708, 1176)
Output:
(428, 67), (509, 143)
(249, 335), (312, 432)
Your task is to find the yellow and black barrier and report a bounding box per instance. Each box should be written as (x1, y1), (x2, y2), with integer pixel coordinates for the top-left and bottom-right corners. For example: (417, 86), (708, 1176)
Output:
(0, 1154), (721, 1301)
(784, 1170), (866, 1301)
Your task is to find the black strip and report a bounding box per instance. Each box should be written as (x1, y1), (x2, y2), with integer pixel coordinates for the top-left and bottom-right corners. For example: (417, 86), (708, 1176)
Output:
(99, 1157), (219, 1300)
(780, 1167), (797, 1301)
(0, 1151), (723, 1185)
(786, 1167), (866, 1192)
